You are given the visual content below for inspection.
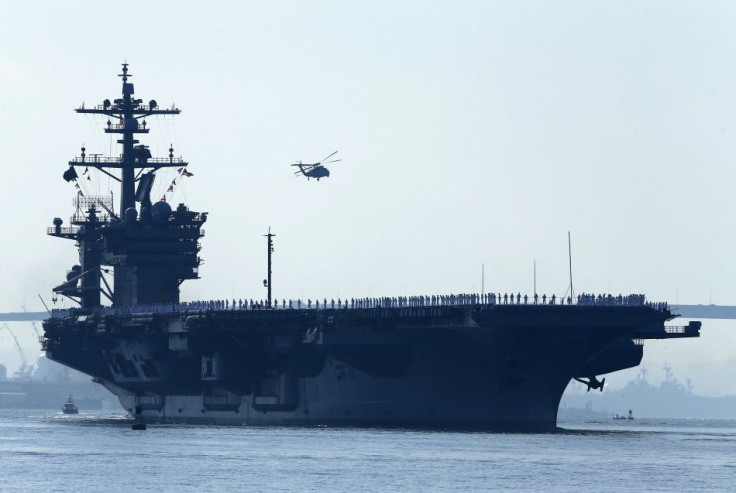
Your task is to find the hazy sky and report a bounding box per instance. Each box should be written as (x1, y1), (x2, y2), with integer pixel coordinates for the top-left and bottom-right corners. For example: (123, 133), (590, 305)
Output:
(1, 1), (736, 395)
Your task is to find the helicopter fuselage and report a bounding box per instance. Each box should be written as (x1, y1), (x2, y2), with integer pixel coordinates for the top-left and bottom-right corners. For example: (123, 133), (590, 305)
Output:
(305, 166), (330, 180)
(295, 165), (330, 180)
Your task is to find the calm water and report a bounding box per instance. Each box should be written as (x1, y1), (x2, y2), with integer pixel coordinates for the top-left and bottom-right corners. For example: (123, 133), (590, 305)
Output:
(1, 410), (734, 492)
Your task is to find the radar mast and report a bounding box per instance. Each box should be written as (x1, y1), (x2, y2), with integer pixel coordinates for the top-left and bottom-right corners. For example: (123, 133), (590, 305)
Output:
(49, 64), (206, 309)
(73, 63), (184, 213)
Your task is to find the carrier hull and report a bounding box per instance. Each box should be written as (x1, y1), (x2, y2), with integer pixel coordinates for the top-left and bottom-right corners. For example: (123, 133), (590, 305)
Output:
(43, 303), (698, 431)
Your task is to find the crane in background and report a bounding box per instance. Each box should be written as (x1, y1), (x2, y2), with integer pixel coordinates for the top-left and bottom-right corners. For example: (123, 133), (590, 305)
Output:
(30, 322), (43, 347)
(23, 304), (44, 348)
(1, 323), (34, 380)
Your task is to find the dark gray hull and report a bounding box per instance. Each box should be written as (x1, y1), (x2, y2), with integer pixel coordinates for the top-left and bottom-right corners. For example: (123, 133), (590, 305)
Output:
(43, 304), (698, 431)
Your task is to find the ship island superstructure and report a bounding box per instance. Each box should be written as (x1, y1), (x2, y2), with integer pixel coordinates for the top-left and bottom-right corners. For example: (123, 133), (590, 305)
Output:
(42, 65), (701, 430)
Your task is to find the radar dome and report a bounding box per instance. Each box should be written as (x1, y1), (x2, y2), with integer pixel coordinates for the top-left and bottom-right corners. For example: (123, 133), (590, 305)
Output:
(124, 207), (138, 222)
(152, 201), (172, 222)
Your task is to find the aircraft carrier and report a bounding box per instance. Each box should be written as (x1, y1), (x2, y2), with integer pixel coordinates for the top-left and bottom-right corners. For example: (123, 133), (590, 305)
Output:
(41, 65), (701, 430)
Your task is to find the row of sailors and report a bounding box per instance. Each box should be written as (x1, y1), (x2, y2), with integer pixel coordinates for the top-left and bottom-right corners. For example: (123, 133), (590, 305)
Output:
(50, 292), (667, 318)
(168, 292), (653, 310)
(577, 293), (648, 306)
(576, 293), (668, 312)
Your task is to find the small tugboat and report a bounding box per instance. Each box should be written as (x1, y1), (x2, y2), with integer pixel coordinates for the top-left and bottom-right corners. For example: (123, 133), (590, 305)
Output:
(613, 409), (634, 420)
(62, 395), (78, 414)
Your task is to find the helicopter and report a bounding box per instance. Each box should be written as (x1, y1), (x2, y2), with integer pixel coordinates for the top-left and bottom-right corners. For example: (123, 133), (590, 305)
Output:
(291, 151), (341, 181)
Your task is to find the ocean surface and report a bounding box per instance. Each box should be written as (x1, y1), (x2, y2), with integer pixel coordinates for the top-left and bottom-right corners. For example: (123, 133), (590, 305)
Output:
(1, 410), (734, 492)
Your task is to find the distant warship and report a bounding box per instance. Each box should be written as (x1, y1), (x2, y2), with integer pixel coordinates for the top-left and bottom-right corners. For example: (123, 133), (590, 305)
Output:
(560, 366), (736, 420)
(0, 355), (115, 410)
(42, 65), (701, 430)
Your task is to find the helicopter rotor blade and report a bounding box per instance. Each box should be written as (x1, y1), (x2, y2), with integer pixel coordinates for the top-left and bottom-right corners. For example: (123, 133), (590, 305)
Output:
(323, 159), (341, 164)
(294, 164), (318, 175)
(317, 151), (338, 164)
